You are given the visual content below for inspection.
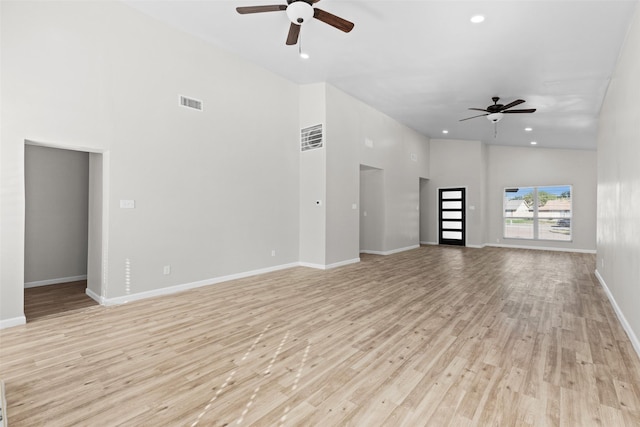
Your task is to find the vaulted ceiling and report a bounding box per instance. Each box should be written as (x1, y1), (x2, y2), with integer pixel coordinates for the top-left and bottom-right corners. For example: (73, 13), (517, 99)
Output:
(124, 0), (638, 150)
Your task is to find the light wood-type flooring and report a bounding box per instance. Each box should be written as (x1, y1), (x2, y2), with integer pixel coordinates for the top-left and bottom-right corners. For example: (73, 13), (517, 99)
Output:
(1, 246), (640, 426)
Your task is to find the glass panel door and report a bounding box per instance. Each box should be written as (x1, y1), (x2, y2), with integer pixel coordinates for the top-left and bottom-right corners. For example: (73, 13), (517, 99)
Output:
(439, 187), (465, 246)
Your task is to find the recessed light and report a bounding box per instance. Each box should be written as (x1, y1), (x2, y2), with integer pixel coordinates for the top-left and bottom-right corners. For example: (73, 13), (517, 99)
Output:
(470, 15), (485, 23)
(442, 130), (449, 134)
(530, 141), (538, 145)
(299, 52), (310, 59)
(525, 127), (533, 132)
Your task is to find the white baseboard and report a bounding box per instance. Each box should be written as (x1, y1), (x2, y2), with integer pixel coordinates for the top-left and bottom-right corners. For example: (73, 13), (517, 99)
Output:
(595, 269), (640, 359)
(299, 258), (360, 270)
(325, 258), (360, 269)
(0, 315), (26, 330)
(485, 243), (596, 254)
(360, 245), (420, 256)
(85, 287), (105, 305)
(298, 262), (326, 270)
(420, 241), (438, 245)
(466, 244), (486, 249)
(95, 262), (301, 306)
(25, 275), (87, 288)
(91, 258), (366, 306)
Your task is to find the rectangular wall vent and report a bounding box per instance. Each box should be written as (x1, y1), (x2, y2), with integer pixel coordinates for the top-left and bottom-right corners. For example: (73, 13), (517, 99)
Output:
(179, 95), (203, 111)
(301, 124), (323, 152)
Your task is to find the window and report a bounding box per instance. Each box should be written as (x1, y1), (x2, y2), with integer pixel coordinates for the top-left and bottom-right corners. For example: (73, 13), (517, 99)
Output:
(503, 185), (572, 241)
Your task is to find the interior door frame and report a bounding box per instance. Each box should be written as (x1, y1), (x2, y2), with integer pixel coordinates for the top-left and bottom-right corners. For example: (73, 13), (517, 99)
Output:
(438, 186), (466, 246)
(24, 139), (109, 310)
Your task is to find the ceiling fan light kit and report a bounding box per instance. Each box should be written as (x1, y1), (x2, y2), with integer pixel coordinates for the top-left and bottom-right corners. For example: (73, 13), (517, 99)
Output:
(236, 0), (354, 46)
(286, 1), (313, 24)
(487, 112), (504, 123)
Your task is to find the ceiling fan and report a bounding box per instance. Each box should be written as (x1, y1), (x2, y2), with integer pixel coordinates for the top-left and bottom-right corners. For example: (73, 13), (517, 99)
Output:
(236, 0), (355, 46)
(460, 97), (536, 123)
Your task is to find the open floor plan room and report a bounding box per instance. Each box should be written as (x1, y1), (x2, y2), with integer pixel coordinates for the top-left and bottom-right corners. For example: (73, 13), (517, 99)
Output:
(1, 246), (639, 426)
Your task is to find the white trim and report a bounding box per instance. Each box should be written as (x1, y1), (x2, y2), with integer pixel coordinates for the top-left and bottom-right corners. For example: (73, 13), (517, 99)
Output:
(325, 258), (360, 269)
(485, 243), (596, 254)
(420, 241), (438, 246)
(299, 258), (360, 270)
(359, 250), (385, 255)
(85, 287), (105, 305)
(595, 269), (640, 359)
(96, 263), (300, 306)
(360, 245), (420, 256)
(0, 315), (26, 330)
(25, 139), (105, 154)
(24, 275), (87, 288)
(298, 262), (327, 270)
(466, 244), (486, 249)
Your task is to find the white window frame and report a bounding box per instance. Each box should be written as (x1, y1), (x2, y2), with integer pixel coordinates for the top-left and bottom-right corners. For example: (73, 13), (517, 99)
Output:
(503, 185), (573, 242)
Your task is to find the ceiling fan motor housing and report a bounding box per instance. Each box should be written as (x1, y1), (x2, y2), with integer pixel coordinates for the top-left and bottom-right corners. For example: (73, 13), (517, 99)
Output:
(287, 1), (313, 25)
(487, 97), (503, 113)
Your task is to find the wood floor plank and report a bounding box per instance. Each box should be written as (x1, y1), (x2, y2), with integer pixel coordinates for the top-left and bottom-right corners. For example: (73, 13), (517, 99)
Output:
(1, 246), (639, 426)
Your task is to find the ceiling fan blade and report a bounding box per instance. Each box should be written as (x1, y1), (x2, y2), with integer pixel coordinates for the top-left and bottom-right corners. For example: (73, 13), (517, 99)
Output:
(459, 113), (489, 121)
(503, 109), (537, 114)
(312, 0), (322, 3)
(468, 108), (489, 113)
(236, 5), (287, 14)
(313, 8), (354, 33)
(286, 22), (301, 45)
(499, 99), (525, 111)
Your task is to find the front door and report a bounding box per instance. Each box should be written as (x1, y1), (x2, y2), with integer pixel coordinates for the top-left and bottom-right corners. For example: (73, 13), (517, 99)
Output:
(439, 187), (465, 246)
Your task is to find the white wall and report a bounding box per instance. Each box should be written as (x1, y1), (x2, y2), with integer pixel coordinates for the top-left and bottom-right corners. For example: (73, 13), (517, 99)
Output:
(486, 145), (597, 252)
(299, 83), (327, 267)
(326, 84), (429, 257)
(427, 139), (486, 247)
(426, 141), (597, 251)
(1, 1), (430, 327)
(298, 84), (429, 266)
(596, 4), (640, 352)
(24, 145), (89, 286)
(1, 1), (300, 325)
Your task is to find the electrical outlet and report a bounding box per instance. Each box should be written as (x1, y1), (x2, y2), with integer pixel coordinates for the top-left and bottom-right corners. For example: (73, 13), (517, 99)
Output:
(163, 265), (171, 275)
(271, 250), (276, 257)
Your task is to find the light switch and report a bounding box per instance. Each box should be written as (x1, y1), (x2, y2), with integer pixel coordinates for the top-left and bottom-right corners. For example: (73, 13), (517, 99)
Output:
(120, 200), (135, 209)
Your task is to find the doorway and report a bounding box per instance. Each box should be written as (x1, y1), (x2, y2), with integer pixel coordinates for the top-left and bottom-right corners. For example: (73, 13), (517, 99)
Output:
(359, 165), (384, 254)
(438, 187), (466, 246)
(23, 141), (106, 320)
(419, 178), (429, 245)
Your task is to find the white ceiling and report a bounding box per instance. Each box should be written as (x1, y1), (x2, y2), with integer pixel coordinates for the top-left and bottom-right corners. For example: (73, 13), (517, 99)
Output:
(124, 0), (638, 150)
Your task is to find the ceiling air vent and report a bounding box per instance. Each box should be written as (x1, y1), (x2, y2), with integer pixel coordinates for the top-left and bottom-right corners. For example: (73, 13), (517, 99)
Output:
(179, 95), (203, 111)
(301, 124), (323, 152)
